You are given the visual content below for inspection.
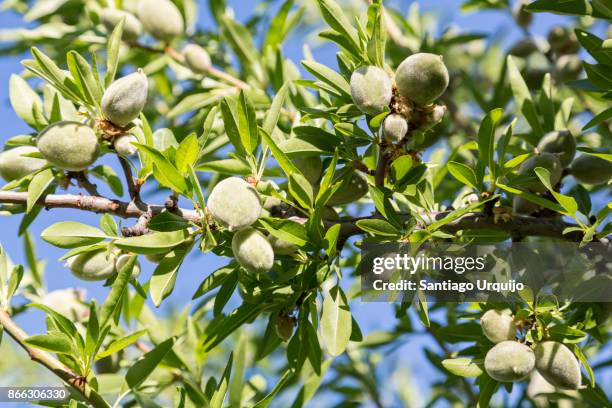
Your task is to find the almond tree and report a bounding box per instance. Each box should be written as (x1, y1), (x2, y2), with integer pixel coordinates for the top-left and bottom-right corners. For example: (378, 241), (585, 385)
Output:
(0, 0), (610, 407)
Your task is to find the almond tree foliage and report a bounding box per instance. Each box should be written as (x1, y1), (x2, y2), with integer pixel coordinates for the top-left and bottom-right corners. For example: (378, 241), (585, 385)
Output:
(0, 0), (610, 407)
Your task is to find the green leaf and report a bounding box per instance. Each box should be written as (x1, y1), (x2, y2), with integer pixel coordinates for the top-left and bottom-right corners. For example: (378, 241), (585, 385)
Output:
(6, 265), (23, 303)
(197, 159), (252, 175)
(192, 265), (236, 300)
(476, 108), (503, 185)
(252, 369), (294, 408)
(262, 82), (289, 135)
(23, 232), (42, 287)
(150, 246), (191, 307)
(316, 0), (361, 56)
(105, 17), (124, 87)
(497, 183), (565, 213)
(301, 60), (352, 101)
(114, 230), (190, 255)
(236, 91), (259, 155)
(302, 318), (322, 374)
(447, 161), (478, 189)
(27, 47), (82, 103)
(219, 17), (262, 81)
(189, 165), (206, 211)
(213, 270), (237, 316)
(320, 286), (352, 356)
(416, 289), (430, 327)
(133, 143), (189, 194)
(9, 74), (44, 128)
(210, 352), (233, 408)
(525, 0), (594, 17)
(571, 345), (595, 388)
(219, 98), (246, 157)
(477, 374), (499, 408)
(534, 167), (578, 215)
(442, 358), (484, 377)
(289, 172), (314, 209)
(389, 155), (413, 185)
(323, 223), (341, 258)
(28, 303), (79, 338)
(126, 337), (175, 389)
(258, 218), (309, 246)
(24, 332), (73, 354)
(435, 323), (482, 343)
(355, 218), (400, 237)
(496, 119), (516, 163)
(583, 106), (612, 130)
(316, 150), (339, 205)
(99, 255), (136, 328)
(97, 330), (148, 359)
(41, 221), (107, 248)
(202, 302), (264, 351)
(27, 168), (53, 213)
(583, 63), (612, 89)
(260, 128), (300, 177)
(229, 338), (247, 407)
(506, 56), (544, 137)
(100, 213), (118, 236)
(285, 126), (343, 156)
(90, 165), (124, 197)
(175, 133), (199, 174)
(67, 50), (102, 109)
(575, 29), (612, 66)
(368, 186), (402, 228)
(289, 360), (332, 408)
(148, 212), (191, 232)
(366, 2), (386, 67)
(263, 0), (301, 51)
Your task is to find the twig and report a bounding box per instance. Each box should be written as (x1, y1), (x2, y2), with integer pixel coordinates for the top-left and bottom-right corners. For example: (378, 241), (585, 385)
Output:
(70, 172), (101, 196)
(118, 157), (140, 202)
(131, 41), (250, 90)
(375, 145), (388, 189)
(206, 65), (251, 90)
(0, 309), (111, 408)
(121, 212), (152, 237)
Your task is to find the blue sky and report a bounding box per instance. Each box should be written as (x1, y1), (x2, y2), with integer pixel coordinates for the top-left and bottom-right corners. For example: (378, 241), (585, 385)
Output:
(2, 1), (608, 406)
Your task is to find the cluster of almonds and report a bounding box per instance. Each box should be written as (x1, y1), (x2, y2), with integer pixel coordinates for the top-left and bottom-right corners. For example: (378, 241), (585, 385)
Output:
(206, 177), (277, 275)
(0, 69), (147, 184)
(0, 67), (151, 279)
(349, 53), (449, 144)
(510, 0), (584, 86)
(0, 0), (215, 183)
(67, 249), (141, 282)
(513, 130), (611, 215)
(481, 309), (582, 391)
(99, 1), (212, 74)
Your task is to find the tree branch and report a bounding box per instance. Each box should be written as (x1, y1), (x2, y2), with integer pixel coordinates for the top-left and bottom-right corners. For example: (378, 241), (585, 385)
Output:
(0, 309), (111, 408)
(327, 211), (584, 242)
(0, 191), (584, 241)
(0, 191), (199, 222)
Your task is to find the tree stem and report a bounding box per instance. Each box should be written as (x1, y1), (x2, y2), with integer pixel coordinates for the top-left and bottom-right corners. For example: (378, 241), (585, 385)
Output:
(118, 157), (139, 202)
(0, 191), (585, 241)
(0, 310), (111, 408)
